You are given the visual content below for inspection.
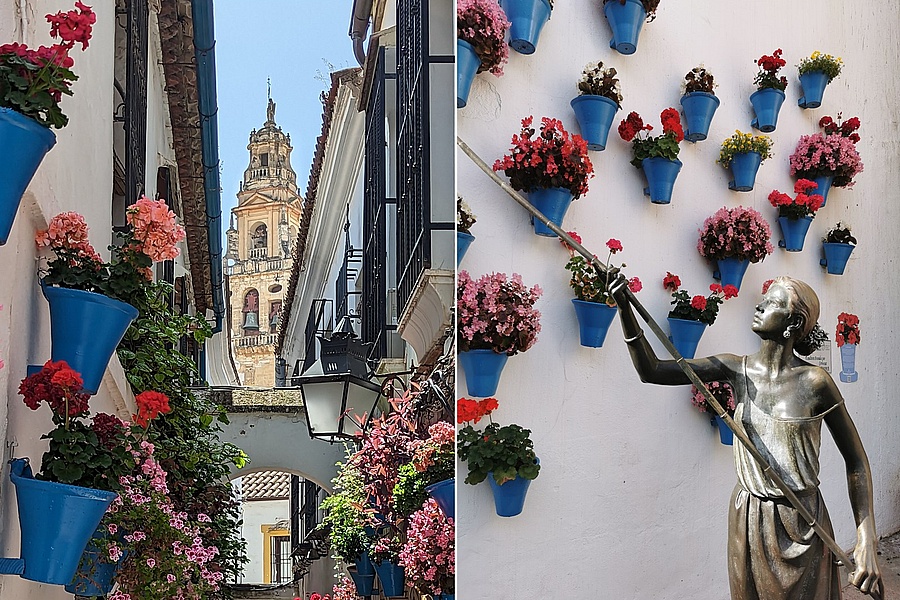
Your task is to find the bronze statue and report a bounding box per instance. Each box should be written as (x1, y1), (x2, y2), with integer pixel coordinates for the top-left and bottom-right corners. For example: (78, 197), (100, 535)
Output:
(611, 276), (881, 599)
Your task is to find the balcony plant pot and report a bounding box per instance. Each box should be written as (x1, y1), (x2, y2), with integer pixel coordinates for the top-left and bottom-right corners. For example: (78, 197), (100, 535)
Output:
(810, 174), (834, 206)
(603, 0), (646, 55)
(798, 71), (829, 109)
(727, 151), (762, 192)
(571, 299), (617, 348)
(426, 478), (455, 519)
(65, 529), (128, 596)
(457, 231), (475, 265)
(3, 458), (117, 585)
(821, 242), (854, 275)
(680, 92), (720, 142)
(839, 344), (858, 383)
(0, 107), (57, 245)
(500, 0), (552, 55)
(714, 416), (733, 445)
(373, 560), (406, 597)
(43, 284), (139, 395)
(570, 95), (619, 151)
(667, 317), (707, 359)
(750, 88), (785, 133)
(528, 187), (572, 237)
(349, 570), (376, 596)
(777, 216), (813, 252)
(642, 157), (682, 204)
(457, 39), (481, 109)
(459, 349), (509, 397)
(487, 458), (539, 517)
(713, 257), (750, 292)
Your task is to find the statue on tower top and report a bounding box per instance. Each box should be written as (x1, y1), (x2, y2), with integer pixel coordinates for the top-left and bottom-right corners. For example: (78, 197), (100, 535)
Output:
(266, 97), (276, 124)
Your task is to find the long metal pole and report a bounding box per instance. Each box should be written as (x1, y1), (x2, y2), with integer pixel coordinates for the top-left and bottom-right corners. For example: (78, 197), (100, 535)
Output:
(457, 136), (882, 599)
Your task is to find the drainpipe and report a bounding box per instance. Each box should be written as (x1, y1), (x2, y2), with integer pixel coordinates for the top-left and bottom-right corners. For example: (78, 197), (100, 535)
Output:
(190, 0), (226, 333)
(349, 0), (373, 65)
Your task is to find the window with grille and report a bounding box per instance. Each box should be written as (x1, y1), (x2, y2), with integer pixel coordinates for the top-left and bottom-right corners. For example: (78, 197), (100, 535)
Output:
(270, 535), (291, 584)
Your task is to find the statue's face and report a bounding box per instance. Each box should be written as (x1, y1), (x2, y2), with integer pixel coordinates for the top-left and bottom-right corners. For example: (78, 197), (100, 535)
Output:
(752, 284), (793, 337)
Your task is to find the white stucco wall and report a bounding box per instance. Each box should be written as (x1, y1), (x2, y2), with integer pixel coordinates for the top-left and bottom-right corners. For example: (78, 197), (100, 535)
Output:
(457, 1), (900, 598)
(237, 497), (290, 584)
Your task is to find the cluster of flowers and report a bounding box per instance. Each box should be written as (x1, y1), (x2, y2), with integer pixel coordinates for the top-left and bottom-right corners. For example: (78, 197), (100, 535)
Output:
(457, 270), (542, 355)
(19, 359), (90, 417)
(409, 421), (455, 473)
(133, 390), (172, 427)
(717, 130), (774, 168)
(789, 114), (864, 188)
(127, 197), (186, 262)
(690, 381), (736, 415)
(664, 274), (738, 325)
(577, 60), (622, 105)
(563, 234), (641, 304)
(331, 577), (358, 600)
(618, 108), (683, 167)
(398, 499), (455, 596)
(683, 65), (715, 95)
(456, 397), (498, 424)
(617, 111), (653, 142)
(697, 205), (773, 264)
(754, 48), (788, 91)
(457, 0), (510, 76)
(493, 116), (594, 199)
(457, 196), (477, 234)
(798, 50), (843, 82)
(768, 179), (824, 220)
(819, 114), (860, 141)
(35, 211), (102, 263)
(836, 312), (861, 347)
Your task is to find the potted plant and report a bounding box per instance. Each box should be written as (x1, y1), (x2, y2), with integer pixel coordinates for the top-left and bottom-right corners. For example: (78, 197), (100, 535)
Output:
(500, 0), (553, 55)
(0, 2), (95, 245)
(602, 0), (660, 55)
(680, 65), (719, 142)
(768, 179), (825, 252)
(456, 0), (510, 108)
(493, 115), (594, 236)
(821, 222), (857, 275)
(398, 499), (455, 598)
(393, 421), (455, 519)
(457, 270), (542, 396)
(570, 60), (623, 151)
(562, 232), (642, 347)
(663, 272), (738, 359)
(457, 196), (477, 265)
(618, 108), (684, 204)
(457, 397), (540, 517)
(750, 49), (788, 132)
(698, 206), (773, 291)
(716, 130), (774, 192)
(689, 381), (737, 445)
(789, 114), (863, 205)
(797, 51), (843, 109)
(836, 312), (860, 383)
(36, 198), (185, 393)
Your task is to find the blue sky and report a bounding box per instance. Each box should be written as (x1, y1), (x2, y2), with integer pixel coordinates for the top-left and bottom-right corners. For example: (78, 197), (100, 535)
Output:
(214, 1), (357, 231)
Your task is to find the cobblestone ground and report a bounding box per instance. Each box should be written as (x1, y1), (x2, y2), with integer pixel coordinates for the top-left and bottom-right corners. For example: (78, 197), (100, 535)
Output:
(841, 531), (900, 599)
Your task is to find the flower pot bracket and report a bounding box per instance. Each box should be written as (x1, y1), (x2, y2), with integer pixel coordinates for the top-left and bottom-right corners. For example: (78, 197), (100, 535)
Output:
(0, 461), (29, 575)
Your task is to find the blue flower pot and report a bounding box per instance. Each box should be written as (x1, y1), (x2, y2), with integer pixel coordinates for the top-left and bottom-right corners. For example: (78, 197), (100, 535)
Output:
(798, 71), (829, 109)
(571, 299), (617, 348)
(0, 108), (56, 245)
(680, 92), (720, 142)
(713, 257), (750, 292)
(457, 39), (481, 109)
(642, 157), (682, 204)
(457, 231), (475, 265)
(65, 529), (127, 596)
(488, 458), (538, 517)
(778, 216), (813, 252)
(426, 478), (455, 519)
(603, 0), (646, 55)
(840, 344), (858, 383)
(570, 95), (619, 151)
(667, 317), (707, 359)
(528, 187), (573, 237)
(374, 560), (406, 597)
(714, 416), (733, 445)
(750, 88), (785, 133)
(500, 0), (552, 55)
(437, 594), (455, 600)
(728, 151), (762, 192)
(350, 569), (376, 596)
(6, 459), (116, 585)
(459, 349), (509, 397)
(810, 174), (834, 206)
(42, 285), (139, 395)
(821, 242), (855, 275)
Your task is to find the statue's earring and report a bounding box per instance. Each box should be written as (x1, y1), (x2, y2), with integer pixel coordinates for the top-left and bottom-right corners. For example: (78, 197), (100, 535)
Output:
(783, 326), (794, 339)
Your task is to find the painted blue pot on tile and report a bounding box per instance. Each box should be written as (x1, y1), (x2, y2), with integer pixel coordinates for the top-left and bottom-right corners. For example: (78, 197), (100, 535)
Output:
(488, 458), (539, 517)
(603, 0), (646, 55)
(642, 157), (682, 204)
(528, 187), (573, 236)
(714, 416), (733, 445)
(750, 88), (785, 132)
(728, 151), (762, 192)
(572, 300), (617, 348)
(821, 242), (854, 275)
(809, 174), (834, 205)
(680, 92), (719, 142)
(426, 478), (455, 519)
(777, 216), (813, 252)
(457, 231), (475, 265)
(570, 94), (619, 151)
(459, 349), (509, 397)
(667, 318), (707, 359)
(457, 39), (481, 109)
(713, 258), (750, 292)
(500, 0), (552, 55)
(798, 71), (829, 109)
(374, 560), (406, 597)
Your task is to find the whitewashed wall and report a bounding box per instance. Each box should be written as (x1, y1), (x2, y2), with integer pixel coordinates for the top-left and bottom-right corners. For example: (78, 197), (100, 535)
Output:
(457, 1), (900, 598)
(237, 497), (290, 584)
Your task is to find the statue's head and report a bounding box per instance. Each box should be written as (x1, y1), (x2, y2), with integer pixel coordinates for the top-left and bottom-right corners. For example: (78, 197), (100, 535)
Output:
(759, 277), (824, 356)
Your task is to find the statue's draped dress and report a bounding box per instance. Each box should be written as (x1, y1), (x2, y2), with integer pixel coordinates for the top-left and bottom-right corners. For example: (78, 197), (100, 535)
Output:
(728, 357), (843, 600)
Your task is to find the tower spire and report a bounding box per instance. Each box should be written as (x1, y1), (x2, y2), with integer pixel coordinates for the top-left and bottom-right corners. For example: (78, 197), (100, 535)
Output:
(266, 78), (275, 123)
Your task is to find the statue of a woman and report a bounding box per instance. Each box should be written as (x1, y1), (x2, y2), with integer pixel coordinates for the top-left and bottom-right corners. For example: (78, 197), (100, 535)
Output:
(612, 276), (880, 599)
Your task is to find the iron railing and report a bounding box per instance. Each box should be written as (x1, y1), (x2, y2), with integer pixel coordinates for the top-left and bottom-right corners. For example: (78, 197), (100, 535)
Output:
(225, 258), (284, 275)
(124, 0), (148, 203)
(300, 299), (332, 375)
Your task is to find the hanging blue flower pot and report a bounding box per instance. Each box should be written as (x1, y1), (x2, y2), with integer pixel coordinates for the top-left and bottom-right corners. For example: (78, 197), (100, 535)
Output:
(642, 157), (682, 204)
(667, 318), (707, 359)
(350, 570), (375, 596)
(488, 458), (538, 517)
(810, 174), (834, 206)
(680, 92), (720, 142)
(570, 95), (619, 151)
(374, 560), (406, 597)
(728, 151), (762, 192)
(839, 344), (858, 383)
(436, 594), (455, 600)
(426, 478), (455, 519)
(749, 88), (785, 133)
(778, 216), (813, 252)
(713, 257), (750, 292)
(821, 242), (855, 275)
(43, 285), (139, 395)
(528, 187), (573, 237)
(603, 0), (646, 55)
(457, 231), (475, 265)
(500, 0), (552, 55)
(457, 39), (481, 109)
(65, 529), (127, 596)
(571, 299), (617, 348)
(4, 459), (117, 585)
(459, 349), (509, 397)
(0, 108), (57, 245)
(355, 550), (376, 576)
(798, 71), (829, 109)
(713, 416), (733, 445)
